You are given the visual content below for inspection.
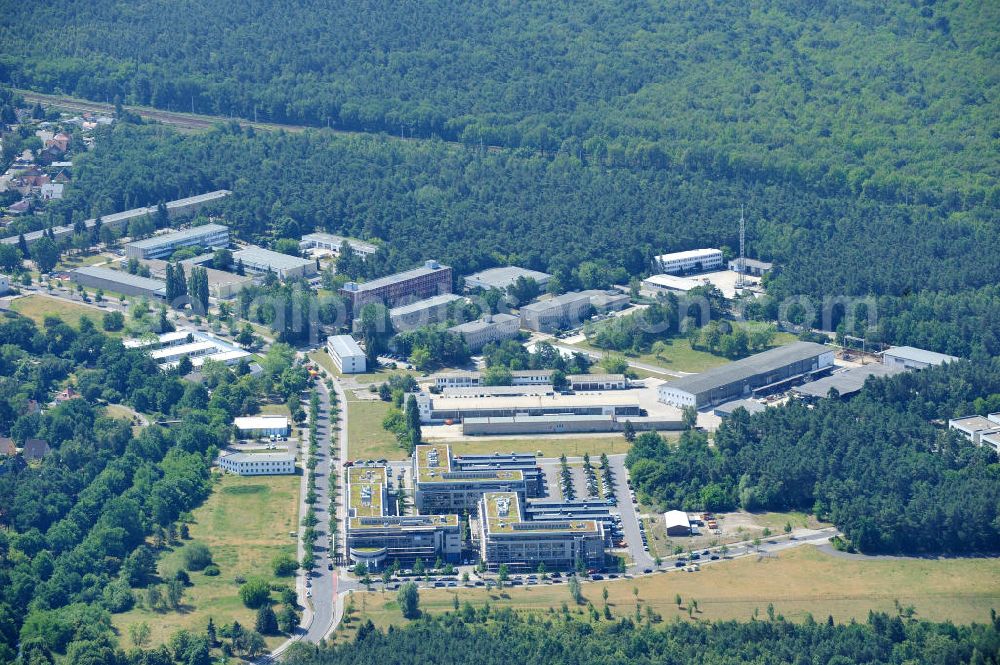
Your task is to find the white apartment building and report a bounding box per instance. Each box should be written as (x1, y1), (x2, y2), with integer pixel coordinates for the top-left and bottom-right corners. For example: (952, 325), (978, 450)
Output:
(327, 335), (367, 374)
(653, 248), (724, 274)
(219, 452), (295, 476)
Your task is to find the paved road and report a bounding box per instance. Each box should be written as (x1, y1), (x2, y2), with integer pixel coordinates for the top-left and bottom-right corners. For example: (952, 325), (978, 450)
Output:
(607, 454), (656, 570)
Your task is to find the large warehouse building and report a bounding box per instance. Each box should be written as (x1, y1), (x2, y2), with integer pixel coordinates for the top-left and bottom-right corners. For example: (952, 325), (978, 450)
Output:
(140, 258), (252, 299)
(70, 265), (166, 298)
(125, 223), (230, 260)
(658, 341), (835, 408)
(339, 260), (453, 316)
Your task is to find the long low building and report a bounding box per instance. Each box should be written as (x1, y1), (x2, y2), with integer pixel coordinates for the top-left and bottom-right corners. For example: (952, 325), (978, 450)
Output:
(658, 341), (835, 408)
(519, 290), (629, 332)
(149, 340), (219, 364)
(792, 363), (905, 400)
(463, 266), (552, 292)
(327, 335), (367, 374)
(140, 258), (252, 299)
(478, 492), (605, 571)
(568, 374), (627, 391)
(232, 246), (316, 279)
(347, 464), (461, 569)
(2, 190), (232, 248)
(882, 346), (959, 370)
(234, 415), (290, 437)
(387, 293), (465, 333)
(461, 414), (681, 436)
(417, 391), (643, 424)
(654, 248), (724, 274)
(641, 274), (705, 294)
(448, 313), (521, 352)
(219, 452), (296, 476)
(125, 223), (230, 260)
(71, 265), (166, 298)
(433, 369), (553, 389)
(299, 232), (378, 257)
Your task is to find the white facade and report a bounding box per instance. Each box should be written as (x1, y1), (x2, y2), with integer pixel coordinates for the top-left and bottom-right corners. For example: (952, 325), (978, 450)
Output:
(642, 274), (704, 293)
(0, 275), (10, 295)
(219, 452), (295, 476)
(882, 346), (959, 370)
(126, 223), (230, 260)
(448, 313), (520, 352)
(232, 246), (316, 279)
(327, 335), (367, 374)
(653, 248), (724, 274)
(234, 415), (290, 437)
(300, 232), (377, 257)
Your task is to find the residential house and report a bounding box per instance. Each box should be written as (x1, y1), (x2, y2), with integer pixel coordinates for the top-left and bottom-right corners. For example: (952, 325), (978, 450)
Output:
(0, 438), (15, 456)
(23, 438), (50, 461)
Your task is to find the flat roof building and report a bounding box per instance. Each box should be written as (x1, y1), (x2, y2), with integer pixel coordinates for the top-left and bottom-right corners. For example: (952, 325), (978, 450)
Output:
(792, 363), (905, 400)
(149, 340), (219, 365)
(642, 274), (704, 294)
(140, 258), (252, 299)
(232, 246), (317, 280)
(948, 414), (1000, 448)
(658, 341), (835, 408)
(125, 223), (230, 260)
(300, 232), (378, 257)
(478, 492), (604, 571)
(728, 258), (773, 277)
(327, 335), (367, 374)
(448, 313), (521, 352)
(882, 346), (959, 370)
(70, 265), (166, 298)
(654, 248), (724, 275)
(346, 465), (461, 569)
(452, 452), (545, 498)
(418, 391), (643, 424)
(2, 190), (232, 249)
(412, 444), (527, 514)
(463, 266), (552, 292)
(219, 452), (295, 476)
(519, 290), (629, 333)
(568, 374), (627, 391)
(339, 260), (452, 317)
(234, 415), (290, 437)
(386, 293), (464, 333)
(712, 399), (766, 418)
(433, 369), (554, 390)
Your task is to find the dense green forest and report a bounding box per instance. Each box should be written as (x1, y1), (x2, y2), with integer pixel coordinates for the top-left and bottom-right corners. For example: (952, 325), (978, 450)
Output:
(0, 311), (311, 664)
(22, 121), (1000, 358)
(626, 359), (1000, 554)
(3, 1), (998, 208)
(283, 610), (1000, 665)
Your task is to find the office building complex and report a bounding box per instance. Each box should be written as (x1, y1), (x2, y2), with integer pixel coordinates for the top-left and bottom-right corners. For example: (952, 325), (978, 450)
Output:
(327, 335), (367, 374)
(658, 341), (834, 408)
(338, 260), (452, 316)
(477, 492), (605, 571)
(346, 465), (461, 569)
(519, 290), (629, 332)
(412, 444), (527, 514)
(125, 223), (230, 260)
(653, 248), (724, 274)
(232, 246), (317, 279)
(387, 293), (464, 333)
(448, 313), (521, 352)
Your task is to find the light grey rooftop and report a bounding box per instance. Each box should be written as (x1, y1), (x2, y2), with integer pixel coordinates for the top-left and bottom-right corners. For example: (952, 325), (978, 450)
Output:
(222, 452), (295, 463)
(343, 260), (450, 293)
(464, 266), (551, 288)
(327, 334), (364, 358)
(664, 341), (831, 395)
(71, 265), (166, 292)
(127, 223), (229, 250)
(793, 363), (904, 398)
(390, 293), (464, 316)
(233, 246), (313, 270)
(884, 346), (959, 365)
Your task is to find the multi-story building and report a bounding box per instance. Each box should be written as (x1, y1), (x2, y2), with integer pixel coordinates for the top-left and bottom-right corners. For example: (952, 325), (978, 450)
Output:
(433, 369), (554, 390)
(219, 452), (295, 476)
(346, 465), (461, 569)
(125, 223), (230, 260)
(338, 260), (452, 317)
(448, 313), (521, 352)
(412, 444), (527, 514)
(1, 190), (232, 249)
(477, 492), (605, 571)
(452, 452), (545, 498)
(416, 391), (642, 424)
(327, 335), (367, 374)
(231, 246), (317, 280)
(386, 293), (464, 333)
(653, 248), (724, 274)
(519, 290), (629, 333)
(567, 374), (628, 391)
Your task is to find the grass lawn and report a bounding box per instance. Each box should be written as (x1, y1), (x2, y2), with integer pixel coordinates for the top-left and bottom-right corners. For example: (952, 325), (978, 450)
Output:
(9, 294), (113, 332)
(440, 436), (633, 458)
(350, 546), (1000, 631)
(112, 472), (300, 650)
(347, 399), (404, 460)
(56, 252), (111, 269)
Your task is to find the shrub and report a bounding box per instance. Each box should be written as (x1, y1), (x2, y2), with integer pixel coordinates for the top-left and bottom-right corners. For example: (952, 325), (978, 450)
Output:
(182, 542), (213, 571)
(239, 577), (272, 609)
(203, 565), (220, 576)
(272, 554), (298, 577)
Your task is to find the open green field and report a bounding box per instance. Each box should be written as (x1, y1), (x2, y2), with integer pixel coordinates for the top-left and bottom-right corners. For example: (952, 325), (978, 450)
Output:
(9, 294), (113, 332)
(56, 252), (111, 270)
(348, 546), (1000, 633)
(436, 436), (634, 459)
(347, 399), (403, 460)
(112, 472), (300, 649)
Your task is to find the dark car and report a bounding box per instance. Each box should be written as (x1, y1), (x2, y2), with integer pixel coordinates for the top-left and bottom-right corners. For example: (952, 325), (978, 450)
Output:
(710, 555), (720, 560)
(590, 574), (604, 581)
(328, 563), (334, 570)
(674, 561), (685, 568)
(643, 568), (653, 574)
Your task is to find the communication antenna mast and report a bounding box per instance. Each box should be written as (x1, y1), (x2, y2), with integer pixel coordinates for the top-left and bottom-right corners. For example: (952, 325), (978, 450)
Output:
(737, 204), (747, 289)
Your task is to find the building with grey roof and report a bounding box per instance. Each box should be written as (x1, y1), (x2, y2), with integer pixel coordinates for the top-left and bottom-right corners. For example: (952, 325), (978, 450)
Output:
(327, 335), (366, 374)
(948, 414), (1000, 448)
(232, 246), (316, 279)
(219, 452), (296, 476)
(728, 258), (774, 277)
(463, 266), (551, 292)
(338, 260), (452, 316)
(519, 290), (629, 332)
(300, 232), (378, 257)
(712, 399), (766, 418)
(882, 346), (959, 370)
(2, 190), (231, 248)
(386, 293), (464, 333)
(70, 265), (166, 298)
(139, 258), (252, 299)
(448, 313), (520, 351)
(792, 363), (905, 400)
(125, 223), (230, 260)
(658, 341), (835, 408)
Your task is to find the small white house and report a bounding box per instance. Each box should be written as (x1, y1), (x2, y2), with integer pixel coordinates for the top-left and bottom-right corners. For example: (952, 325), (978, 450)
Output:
(219, 452), (295, 476)
(664, 510), (691, 536)
(234, 415), (290, 437)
